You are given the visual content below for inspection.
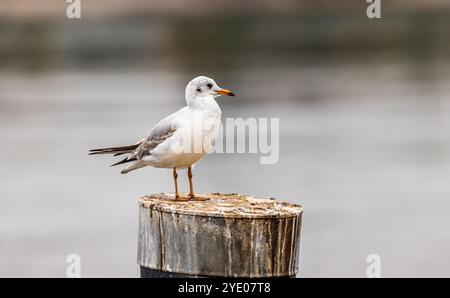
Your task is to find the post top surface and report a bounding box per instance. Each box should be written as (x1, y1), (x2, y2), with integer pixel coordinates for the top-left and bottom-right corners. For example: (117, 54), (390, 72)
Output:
(138, 193), (303, 219)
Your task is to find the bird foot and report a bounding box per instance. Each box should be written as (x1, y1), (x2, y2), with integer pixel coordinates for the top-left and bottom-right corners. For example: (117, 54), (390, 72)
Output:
(188, 195), (210, 201)
(173, 196), (189, 201)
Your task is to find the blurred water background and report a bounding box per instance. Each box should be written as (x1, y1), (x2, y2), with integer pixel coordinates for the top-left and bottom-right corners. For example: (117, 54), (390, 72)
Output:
(1, 0), (450, 277)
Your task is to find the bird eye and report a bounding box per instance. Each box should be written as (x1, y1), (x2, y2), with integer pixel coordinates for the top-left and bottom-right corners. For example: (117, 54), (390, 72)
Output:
(206, 83), (212, 89)
(196, 87), (201, 92)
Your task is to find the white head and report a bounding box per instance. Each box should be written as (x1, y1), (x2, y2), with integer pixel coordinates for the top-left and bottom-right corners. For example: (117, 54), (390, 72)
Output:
(185, 76), (235, 106)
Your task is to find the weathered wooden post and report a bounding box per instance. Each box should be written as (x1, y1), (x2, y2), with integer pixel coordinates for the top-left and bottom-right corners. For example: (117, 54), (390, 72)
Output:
(137, 193), (303, 278)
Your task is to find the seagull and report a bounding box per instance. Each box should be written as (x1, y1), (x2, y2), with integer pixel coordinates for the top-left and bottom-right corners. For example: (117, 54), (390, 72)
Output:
(89, 76), (235, 200)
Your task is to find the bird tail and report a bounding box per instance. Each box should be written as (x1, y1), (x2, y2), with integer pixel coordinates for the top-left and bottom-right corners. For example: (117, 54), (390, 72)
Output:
(120, 161), (147, 174)
(89, 142), (144, 172)
(88, 144), (139, 156)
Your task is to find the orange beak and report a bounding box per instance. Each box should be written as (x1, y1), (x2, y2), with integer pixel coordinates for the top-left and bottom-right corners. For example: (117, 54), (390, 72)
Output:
(216, 88), (235, 97)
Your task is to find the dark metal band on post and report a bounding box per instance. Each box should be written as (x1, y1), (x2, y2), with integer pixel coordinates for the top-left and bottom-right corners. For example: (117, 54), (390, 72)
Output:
(137, 193), (303, 278)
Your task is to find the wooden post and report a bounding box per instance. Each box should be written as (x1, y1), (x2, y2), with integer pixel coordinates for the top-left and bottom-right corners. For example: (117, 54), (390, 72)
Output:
(137, 193), (303, 278)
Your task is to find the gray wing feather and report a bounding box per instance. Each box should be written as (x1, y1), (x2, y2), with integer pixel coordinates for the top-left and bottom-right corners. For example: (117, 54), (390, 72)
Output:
(129, 121), (177, 160)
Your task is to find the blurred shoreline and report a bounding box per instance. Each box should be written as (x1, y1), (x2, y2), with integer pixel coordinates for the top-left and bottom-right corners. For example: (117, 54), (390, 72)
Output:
(1, 11), (450, 72)
(1, 0), (450, 20)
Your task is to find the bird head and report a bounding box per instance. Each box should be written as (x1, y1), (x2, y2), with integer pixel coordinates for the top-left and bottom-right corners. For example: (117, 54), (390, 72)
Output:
(185, 76), (235, 105)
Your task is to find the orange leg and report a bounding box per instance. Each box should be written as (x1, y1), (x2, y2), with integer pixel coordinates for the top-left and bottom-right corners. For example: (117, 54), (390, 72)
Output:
(188, 167), (195, 198)
(173, 167), (180, 199)
(187, 167), (209, 201)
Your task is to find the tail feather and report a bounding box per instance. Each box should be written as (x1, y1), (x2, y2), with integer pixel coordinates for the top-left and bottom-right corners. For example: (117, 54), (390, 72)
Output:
(120, 161), (147, 174)
(89, 142), (143, 172)
(88, 144), (139, 156)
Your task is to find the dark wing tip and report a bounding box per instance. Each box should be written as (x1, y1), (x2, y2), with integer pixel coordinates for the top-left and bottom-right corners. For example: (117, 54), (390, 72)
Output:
(110, 157), (137, 167)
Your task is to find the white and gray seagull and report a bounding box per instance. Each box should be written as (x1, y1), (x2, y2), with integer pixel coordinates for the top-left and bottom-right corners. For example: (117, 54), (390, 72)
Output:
(89, 76), (235, 200)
